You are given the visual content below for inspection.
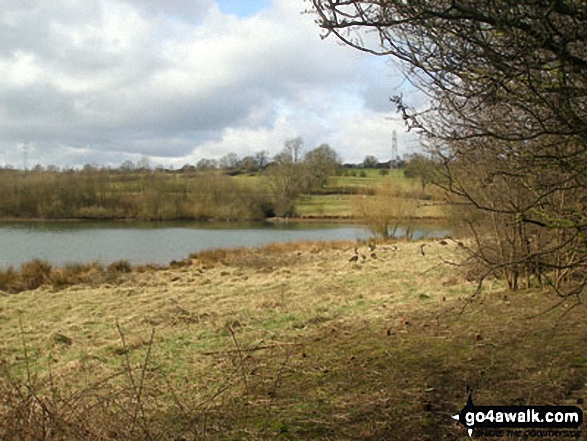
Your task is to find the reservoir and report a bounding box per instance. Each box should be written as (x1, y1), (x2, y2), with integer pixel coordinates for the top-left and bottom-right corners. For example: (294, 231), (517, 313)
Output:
(0, 220), (451, 268)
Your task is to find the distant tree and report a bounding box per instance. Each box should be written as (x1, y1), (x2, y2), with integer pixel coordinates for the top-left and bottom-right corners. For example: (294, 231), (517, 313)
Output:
(255, 150), (269, 169)
(266, 138), (309, 216)
(120, 160), (135, 171)
(196, 158), (217, 171)
(138, 155), (151, 171)
(180, 164), (197, 173)
(403, 154), (438, 190)
(273, 150), (292, 165)
(362, 156), (378, 168)
(82, 163), (97, 173)
(304, 143), (341, 189)
(238, 156), (256, 172)
(219, 153), (239, 170)
(283, 137), (304, 164)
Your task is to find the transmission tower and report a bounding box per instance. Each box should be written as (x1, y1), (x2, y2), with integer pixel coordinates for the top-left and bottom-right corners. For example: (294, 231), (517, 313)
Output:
(391, 130), (398, 169)
(21, 143), (30, 171)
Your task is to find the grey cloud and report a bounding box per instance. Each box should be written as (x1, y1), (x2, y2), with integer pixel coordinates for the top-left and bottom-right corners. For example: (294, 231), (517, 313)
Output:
(120, 0), (213, 19)
(0, 0), (410, 167)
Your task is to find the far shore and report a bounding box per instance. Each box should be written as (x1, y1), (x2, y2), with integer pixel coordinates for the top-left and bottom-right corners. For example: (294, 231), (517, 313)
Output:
(0, 214), (450, 225)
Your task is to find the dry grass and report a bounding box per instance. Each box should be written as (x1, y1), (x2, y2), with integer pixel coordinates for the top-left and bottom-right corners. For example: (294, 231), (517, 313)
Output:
(352, 177), (449, 238)
(0, 260), (132, 294)
(0, 240), (586, 440)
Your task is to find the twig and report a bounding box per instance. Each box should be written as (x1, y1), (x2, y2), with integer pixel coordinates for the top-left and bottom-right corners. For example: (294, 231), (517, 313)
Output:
(523, 295), (571, 320)
(268, 347), (293, 399)
(201, 342), (302, 356)
(115, 318), (152, 440)
(420, 261), (445, 275)
(227, 323), (248, 394)
(18, 313), (31, 385)
(134, 328), (155, 431)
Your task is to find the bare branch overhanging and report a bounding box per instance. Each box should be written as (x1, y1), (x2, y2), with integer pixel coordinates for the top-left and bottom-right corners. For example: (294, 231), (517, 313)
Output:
(311, 0), (587, 299)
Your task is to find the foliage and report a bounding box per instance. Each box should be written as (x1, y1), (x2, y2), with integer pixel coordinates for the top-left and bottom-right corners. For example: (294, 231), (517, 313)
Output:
(0, 168), (274, 221)
(265, 138), (312, 217)
(362, 155), (378, 168)
(403, 154), (439, 190)
(304, 143), (341, 190)
(313, 0), (587, 298)
(353, 177), (443, 238)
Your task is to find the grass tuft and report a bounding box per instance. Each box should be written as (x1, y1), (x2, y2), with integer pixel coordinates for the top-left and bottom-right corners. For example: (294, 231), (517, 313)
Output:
(107, 259), (133, 273)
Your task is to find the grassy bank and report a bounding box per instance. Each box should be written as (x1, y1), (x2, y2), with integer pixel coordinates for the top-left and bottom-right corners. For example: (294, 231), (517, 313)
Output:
(1, 240), (585, 439)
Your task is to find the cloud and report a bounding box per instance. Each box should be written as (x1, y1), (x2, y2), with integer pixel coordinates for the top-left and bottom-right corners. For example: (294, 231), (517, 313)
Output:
(121, 0), (213, 18)
(0, 0), (422, 168)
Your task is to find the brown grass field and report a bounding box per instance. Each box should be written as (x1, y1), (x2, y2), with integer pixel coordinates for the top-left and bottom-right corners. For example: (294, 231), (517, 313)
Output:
(1, 240), (586, 440)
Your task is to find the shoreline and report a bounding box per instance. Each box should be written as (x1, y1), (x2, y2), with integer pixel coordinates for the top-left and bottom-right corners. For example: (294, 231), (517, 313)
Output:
(0, 214), (450, 225)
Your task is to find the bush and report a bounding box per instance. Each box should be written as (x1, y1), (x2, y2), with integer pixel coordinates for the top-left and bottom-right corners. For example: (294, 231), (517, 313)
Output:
(49, 262), (102, 288)
(108, 260), (132, 273)
(19, 259), (52, 291)
(0, 267), (17, 292)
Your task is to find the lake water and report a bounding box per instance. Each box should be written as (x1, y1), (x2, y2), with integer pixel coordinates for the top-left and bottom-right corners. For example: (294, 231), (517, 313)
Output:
(0, 220), (452, 268)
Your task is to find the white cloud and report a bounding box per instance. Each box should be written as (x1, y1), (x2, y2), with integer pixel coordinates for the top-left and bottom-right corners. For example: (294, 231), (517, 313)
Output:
(0, 0), (424, 169)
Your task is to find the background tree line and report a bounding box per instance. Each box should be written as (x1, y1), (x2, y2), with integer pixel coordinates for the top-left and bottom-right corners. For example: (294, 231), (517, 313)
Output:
(0, 166), (272, 220)
(0, 139), (345, 220)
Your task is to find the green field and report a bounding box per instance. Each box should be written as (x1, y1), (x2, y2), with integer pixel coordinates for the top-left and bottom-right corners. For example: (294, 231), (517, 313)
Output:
(294, 168), (448, 220)
(294, 195), (355, 217)
(327, 168), (403, 189)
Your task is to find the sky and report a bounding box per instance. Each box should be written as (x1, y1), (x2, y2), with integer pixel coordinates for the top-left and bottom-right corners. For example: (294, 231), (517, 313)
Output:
(0, 0), (424, 169)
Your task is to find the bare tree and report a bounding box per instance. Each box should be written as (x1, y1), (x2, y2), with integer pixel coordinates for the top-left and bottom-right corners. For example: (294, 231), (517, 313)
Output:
(255, 150), (269, 169)
(265, 138), (310, 216)
(240, 156), (258, 172)
(219, 153), (240, 170)
(196, 158), (217, 171)
(283, 137), (304, 164)
(312, 0), (587, 299)
(304, 143), (341, 190)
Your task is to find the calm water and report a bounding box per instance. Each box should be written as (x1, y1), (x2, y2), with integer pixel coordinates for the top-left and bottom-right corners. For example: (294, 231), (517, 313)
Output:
(0, 220), (451, 268)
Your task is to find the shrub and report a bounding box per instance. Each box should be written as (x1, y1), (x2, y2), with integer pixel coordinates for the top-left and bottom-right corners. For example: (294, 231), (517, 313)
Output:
(0, 267), (17, 292)
(19, 259), (52, 291)
(107, 260), (132, 273)
(49, 262), (101, 288)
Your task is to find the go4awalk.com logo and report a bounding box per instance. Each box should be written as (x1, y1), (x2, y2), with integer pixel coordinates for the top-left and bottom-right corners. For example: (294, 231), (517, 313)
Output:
(452, 388), (583, 438)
